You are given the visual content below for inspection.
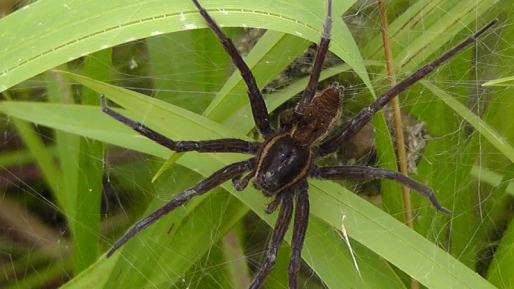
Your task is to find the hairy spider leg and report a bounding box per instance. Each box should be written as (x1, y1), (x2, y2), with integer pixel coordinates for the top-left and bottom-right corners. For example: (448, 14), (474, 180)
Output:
(288, 185), (310, 288)
(106, 158), (254, 257)
(232, 169), (256, 191)
(249, 193), (295, 289)
(294, 0), (333, 117)
(313, 166), (450, 214)
(100, 95), (259, 154)
(265, 195), (282, 214)
(318, 19), (498, 157)
(191, 0), (273, 138)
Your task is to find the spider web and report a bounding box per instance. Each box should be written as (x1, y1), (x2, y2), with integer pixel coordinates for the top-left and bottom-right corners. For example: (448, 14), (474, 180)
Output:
(1, 0), (514, 288)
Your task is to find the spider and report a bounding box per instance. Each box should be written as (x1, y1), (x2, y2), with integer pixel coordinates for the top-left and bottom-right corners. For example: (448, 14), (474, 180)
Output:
(101, 1), (496, 288)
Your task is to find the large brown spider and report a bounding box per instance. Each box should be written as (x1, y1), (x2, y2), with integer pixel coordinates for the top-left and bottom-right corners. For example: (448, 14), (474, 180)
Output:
(102, 1), (496, 288)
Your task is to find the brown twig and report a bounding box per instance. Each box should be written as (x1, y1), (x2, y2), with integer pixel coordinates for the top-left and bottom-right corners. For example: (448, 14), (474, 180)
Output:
(376, 0), (417, 287)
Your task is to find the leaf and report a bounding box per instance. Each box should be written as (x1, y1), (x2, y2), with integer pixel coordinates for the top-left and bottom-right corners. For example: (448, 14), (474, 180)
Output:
(0, 0), (371, 96)
(483, 75), (514, 87)
(422, 80), (514, 165)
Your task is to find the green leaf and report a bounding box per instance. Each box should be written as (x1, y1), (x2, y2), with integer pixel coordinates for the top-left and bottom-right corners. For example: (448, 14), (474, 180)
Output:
(0, 0), (371, 96)
(482, 75), (514, 87)
(422, 80), (514, 165)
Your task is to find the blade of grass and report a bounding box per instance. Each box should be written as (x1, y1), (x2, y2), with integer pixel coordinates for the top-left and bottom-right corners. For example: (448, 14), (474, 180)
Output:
(486, 217), (514, 288)
(45, 68), (90, 274)
(421, 80), (514, 164)
(2, 91), (66, 210)
(0, 0), (371, 96)
(483, 76), (514, 87)
(365, 0), (497, 70)
(147, 28), (232, 114)
(221, 223), (251, 289)
(70, 49), (110, 272)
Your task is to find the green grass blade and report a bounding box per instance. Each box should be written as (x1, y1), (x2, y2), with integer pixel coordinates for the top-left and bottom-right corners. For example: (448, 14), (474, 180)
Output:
(469, 166), (514, 197)
(147, 28), (232, 114)
(45, 68), (89, 274)
(365, 0), (498, 69)
(483, 75), (514, 87)
(2, 92), (65, 209)
(486, 218), (514, 288)
(421, 80), (514, 164)
(0, 0), (371, 96)
(71, 49), (110, 273)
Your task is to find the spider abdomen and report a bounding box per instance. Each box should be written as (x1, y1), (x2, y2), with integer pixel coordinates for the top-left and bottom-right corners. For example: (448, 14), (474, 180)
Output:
(253, 133), (313, 197)
(291, 84), (343, 146)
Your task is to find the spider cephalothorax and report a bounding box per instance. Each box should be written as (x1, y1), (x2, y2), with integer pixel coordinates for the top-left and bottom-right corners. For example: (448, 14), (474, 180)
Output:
(102, 1), (495, 288)
(249, 84), (342, 197)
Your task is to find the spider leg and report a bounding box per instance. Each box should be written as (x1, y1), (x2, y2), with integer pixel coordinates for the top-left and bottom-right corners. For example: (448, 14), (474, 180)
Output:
(101, 95), (259, 154)
(294, 0), (333, 116)
(232, 170), (254, 191)
(250, 192), (294, 289)
(106, 158), (254, 257)
(288, 183), (309, 289)
(265, 195), (282, 214)
(312, 165), (450, 214)
(317, 19), (497, 157)
(191, 0), (274, 138)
